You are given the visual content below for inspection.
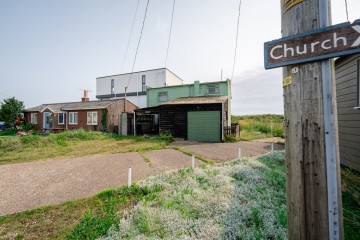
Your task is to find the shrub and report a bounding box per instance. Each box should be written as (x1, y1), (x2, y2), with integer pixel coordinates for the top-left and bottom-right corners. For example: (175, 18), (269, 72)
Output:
(224, 134), (238, 143)
(159, 131), (174, 143)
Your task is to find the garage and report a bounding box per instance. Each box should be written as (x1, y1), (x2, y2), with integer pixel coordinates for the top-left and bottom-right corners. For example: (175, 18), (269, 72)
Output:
(188, 111), (221, 142)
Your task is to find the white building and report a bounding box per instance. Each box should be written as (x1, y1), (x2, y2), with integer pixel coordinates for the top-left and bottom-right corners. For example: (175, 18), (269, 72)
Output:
(96, 68), (183, 108)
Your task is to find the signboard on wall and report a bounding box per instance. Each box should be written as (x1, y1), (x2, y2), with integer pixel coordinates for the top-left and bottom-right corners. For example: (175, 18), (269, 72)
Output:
(264, 19), (360, 69)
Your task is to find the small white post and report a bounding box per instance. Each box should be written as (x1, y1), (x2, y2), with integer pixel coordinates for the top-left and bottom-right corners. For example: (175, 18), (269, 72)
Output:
(271, 143), (274, 154)
(238, 148), (241, 159)
(128, 166), (132, 187)
(192, 155), (195, 168)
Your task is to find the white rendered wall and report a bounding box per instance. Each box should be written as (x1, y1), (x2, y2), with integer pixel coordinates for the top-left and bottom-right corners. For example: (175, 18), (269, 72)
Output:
(165, 69), (183, 86)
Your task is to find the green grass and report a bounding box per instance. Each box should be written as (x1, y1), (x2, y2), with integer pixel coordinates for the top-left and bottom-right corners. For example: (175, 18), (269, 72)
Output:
(0, 129), (170, 165)
(341, 167), (360, 239)
(232, 114), (284, 141)
(0, 185), (162, 240)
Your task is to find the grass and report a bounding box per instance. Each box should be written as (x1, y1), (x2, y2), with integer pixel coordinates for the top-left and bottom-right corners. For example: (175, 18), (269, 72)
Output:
(232, 114), (284, 141)
(341, 167), (360, 239)
(0, 129), (170, 165)
(1, 151), (358, 239)
(0, 185), (162, 240)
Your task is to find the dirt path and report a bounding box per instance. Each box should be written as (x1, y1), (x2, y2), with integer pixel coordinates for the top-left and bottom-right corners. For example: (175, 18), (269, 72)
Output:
(0, 141), (283, 216)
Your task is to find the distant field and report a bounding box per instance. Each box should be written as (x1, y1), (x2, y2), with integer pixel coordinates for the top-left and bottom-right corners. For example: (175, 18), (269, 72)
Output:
(232, 114), (284, 141)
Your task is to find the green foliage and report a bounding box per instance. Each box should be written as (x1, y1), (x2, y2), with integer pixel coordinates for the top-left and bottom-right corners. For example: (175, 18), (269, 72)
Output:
(232, 114), (284, 140)
(0, 97), (25, 129)
(0, 129), (18, 136)
(159, 131), (174, 143)
(101, 109), (108, 132)
(341, 167), (360, 239)
(224, 134), (238, 142)
(67, 184), (162, 240)
(20, 123), (37, 131)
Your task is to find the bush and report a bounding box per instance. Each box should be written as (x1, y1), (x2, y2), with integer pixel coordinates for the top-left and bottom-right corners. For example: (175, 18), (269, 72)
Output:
(224, 134), (238, 143)
(159, 131), (174, 143)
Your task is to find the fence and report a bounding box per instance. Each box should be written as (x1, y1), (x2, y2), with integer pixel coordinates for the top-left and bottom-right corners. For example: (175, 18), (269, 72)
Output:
(224, 123), (240, 138)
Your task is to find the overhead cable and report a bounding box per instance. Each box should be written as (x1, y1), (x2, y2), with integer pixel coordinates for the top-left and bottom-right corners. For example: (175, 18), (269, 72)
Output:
(127, 0), (151, 88)
(164, 0), (176, 67)
(231, 0), (242, 81)
(121, 0), (141, 72)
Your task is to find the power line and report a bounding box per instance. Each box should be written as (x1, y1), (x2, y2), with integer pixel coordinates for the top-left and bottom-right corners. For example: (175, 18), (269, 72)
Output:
(127, 0), (150, 88)
(164, 0), (176, 67)
(121, 0), (141, 73)
(231, 0), (242, 81)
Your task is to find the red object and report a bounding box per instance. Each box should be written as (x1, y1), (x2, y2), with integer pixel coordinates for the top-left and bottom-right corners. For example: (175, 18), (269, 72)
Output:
(16, 117), (20, 124)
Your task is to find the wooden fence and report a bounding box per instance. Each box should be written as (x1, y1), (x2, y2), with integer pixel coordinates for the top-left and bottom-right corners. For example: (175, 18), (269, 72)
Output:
(224, 124), (240, 138)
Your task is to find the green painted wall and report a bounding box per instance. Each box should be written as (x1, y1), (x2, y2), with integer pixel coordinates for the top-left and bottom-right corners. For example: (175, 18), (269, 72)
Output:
(147, 80), (231, 108)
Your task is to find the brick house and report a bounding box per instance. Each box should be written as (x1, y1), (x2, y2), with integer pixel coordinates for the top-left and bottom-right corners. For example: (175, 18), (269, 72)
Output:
(23, 92), (138, 133)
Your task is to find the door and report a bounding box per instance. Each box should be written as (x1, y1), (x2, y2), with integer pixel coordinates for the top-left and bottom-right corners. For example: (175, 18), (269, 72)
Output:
(43, 112), (53, 129)
(187, 111), (221, 142)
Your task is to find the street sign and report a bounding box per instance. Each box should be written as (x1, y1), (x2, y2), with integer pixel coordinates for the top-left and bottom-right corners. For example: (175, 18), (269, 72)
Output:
(264, 19), (360, 69)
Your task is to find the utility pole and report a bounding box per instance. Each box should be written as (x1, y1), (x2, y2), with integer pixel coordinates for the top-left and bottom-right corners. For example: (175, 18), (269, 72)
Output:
(281, 0), (343, 239)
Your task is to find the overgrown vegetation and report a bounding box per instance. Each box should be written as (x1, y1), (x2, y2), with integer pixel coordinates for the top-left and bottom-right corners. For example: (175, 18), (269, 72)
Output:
(100, 152), (288, 239)
(1, 151), (358, 239)
(0, 185), (162, 240)
(232, 114), (284, 141)
(0, 129), (171, 165)
(341, 167), (360, 239)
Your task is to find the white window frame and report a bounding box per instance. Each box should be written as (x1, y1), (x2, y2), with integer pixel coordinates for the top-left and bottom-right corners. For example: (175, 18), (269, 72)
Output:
(58, 113), (65, 125)
(87, 111), (98, 125)
(69, 112), (78, 125)
(30, 113), (37, 124)
(158, 92), (168, 102)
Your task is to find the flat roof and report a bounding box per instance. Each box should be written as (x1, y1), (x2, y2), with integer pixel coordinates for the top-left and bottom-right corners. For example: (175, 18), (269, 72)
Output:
(162, 96), (228, 105)
(96, 68), (183, 82)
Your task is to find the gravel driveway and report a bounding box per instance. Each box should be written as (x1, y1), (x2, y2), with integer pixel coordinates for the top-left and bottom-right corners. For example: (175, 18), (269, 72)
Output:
(0, 140), (283, 216)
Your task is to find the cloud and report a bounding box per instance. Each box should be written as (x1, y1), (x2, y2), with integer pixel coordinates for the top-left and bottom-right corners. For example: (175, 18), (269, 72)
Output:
(231, 67), (284, 115)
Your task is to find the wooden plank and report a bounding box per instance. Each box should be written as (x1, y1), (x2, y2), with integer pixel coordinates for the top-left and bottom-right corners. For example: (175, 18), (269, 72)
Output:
(335, 64), (357, 80)
(339, 151), (360, 171)
(338, 113), (360, 121)
(336, 92), (357, 103)
(338, 126), (360, 135)
(337, 87), (357, 97)
(339, 145), (360, 158)
(339, 132), (360, 143)
(337, 107), (360, 115)
(336, 76), (357, 90)
(337, 120), (360, 128)
(337, 99), (359, 108)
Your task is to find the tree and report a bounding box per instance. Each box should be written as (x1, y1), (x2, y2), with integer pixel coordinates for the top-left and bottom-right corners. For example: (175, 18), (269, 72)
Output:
(0, 97), (25, 129)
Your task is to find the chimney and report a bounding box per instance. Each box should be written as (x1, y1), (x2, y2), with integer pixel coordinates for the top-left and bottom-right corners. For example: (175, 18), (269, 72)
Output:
(82, 90), (90, 102)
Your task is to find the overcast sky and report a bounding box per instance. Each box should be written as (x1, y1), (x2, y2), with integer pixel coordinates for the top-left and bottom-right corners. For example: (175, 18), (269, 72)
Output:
(1, 0), (359, 115)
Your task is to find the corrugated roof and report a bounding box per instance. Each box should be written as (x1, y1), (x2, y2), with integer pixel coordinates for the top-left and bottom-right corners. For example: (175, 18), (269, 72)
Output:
(24, 99), (123, 112)
(162, 96), (228, 105)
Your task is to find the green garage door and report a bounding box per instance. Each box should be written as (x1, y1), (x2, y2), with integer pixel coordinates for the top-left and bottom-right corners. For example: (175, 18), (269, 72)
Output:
(188, 111), (221, 142)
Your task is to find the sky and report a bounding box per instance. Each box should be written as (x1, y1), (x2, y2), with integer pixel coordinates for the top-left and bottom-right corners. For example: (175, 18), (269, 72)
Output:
(0, 0), (359, 115)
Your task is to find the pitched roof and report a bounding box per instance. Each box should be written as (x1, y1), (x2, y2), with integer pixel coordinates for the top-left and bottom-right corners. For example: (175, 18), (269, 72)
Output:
(162, 96), (228, 105)
(24, 99), (124, 113)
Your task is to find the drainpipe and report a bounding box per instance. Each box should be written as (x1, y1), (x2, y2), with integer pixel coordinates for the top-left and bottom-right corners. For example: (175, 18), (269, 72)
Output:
(133, 112), (136, 136)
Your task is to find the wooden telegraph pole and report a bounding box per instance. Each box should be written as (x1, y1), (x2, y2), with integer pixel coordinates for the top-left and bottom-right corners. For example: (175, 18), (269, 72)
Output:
(280, 0), (343, 239)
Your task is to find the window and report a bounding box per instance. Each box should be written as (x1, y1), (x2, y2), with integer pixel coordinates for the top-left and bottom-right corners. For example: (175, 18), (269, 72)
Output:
(69, 112), (78, 124)
(207, 84), (219, 94)
(142, 75), (146, 92)
(158, 92), (168, 102)
(30, 113), (37, 124)
(87, 112), (98, 125)
(111, 79), (115, 95)
(58, 113), (65, 125)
